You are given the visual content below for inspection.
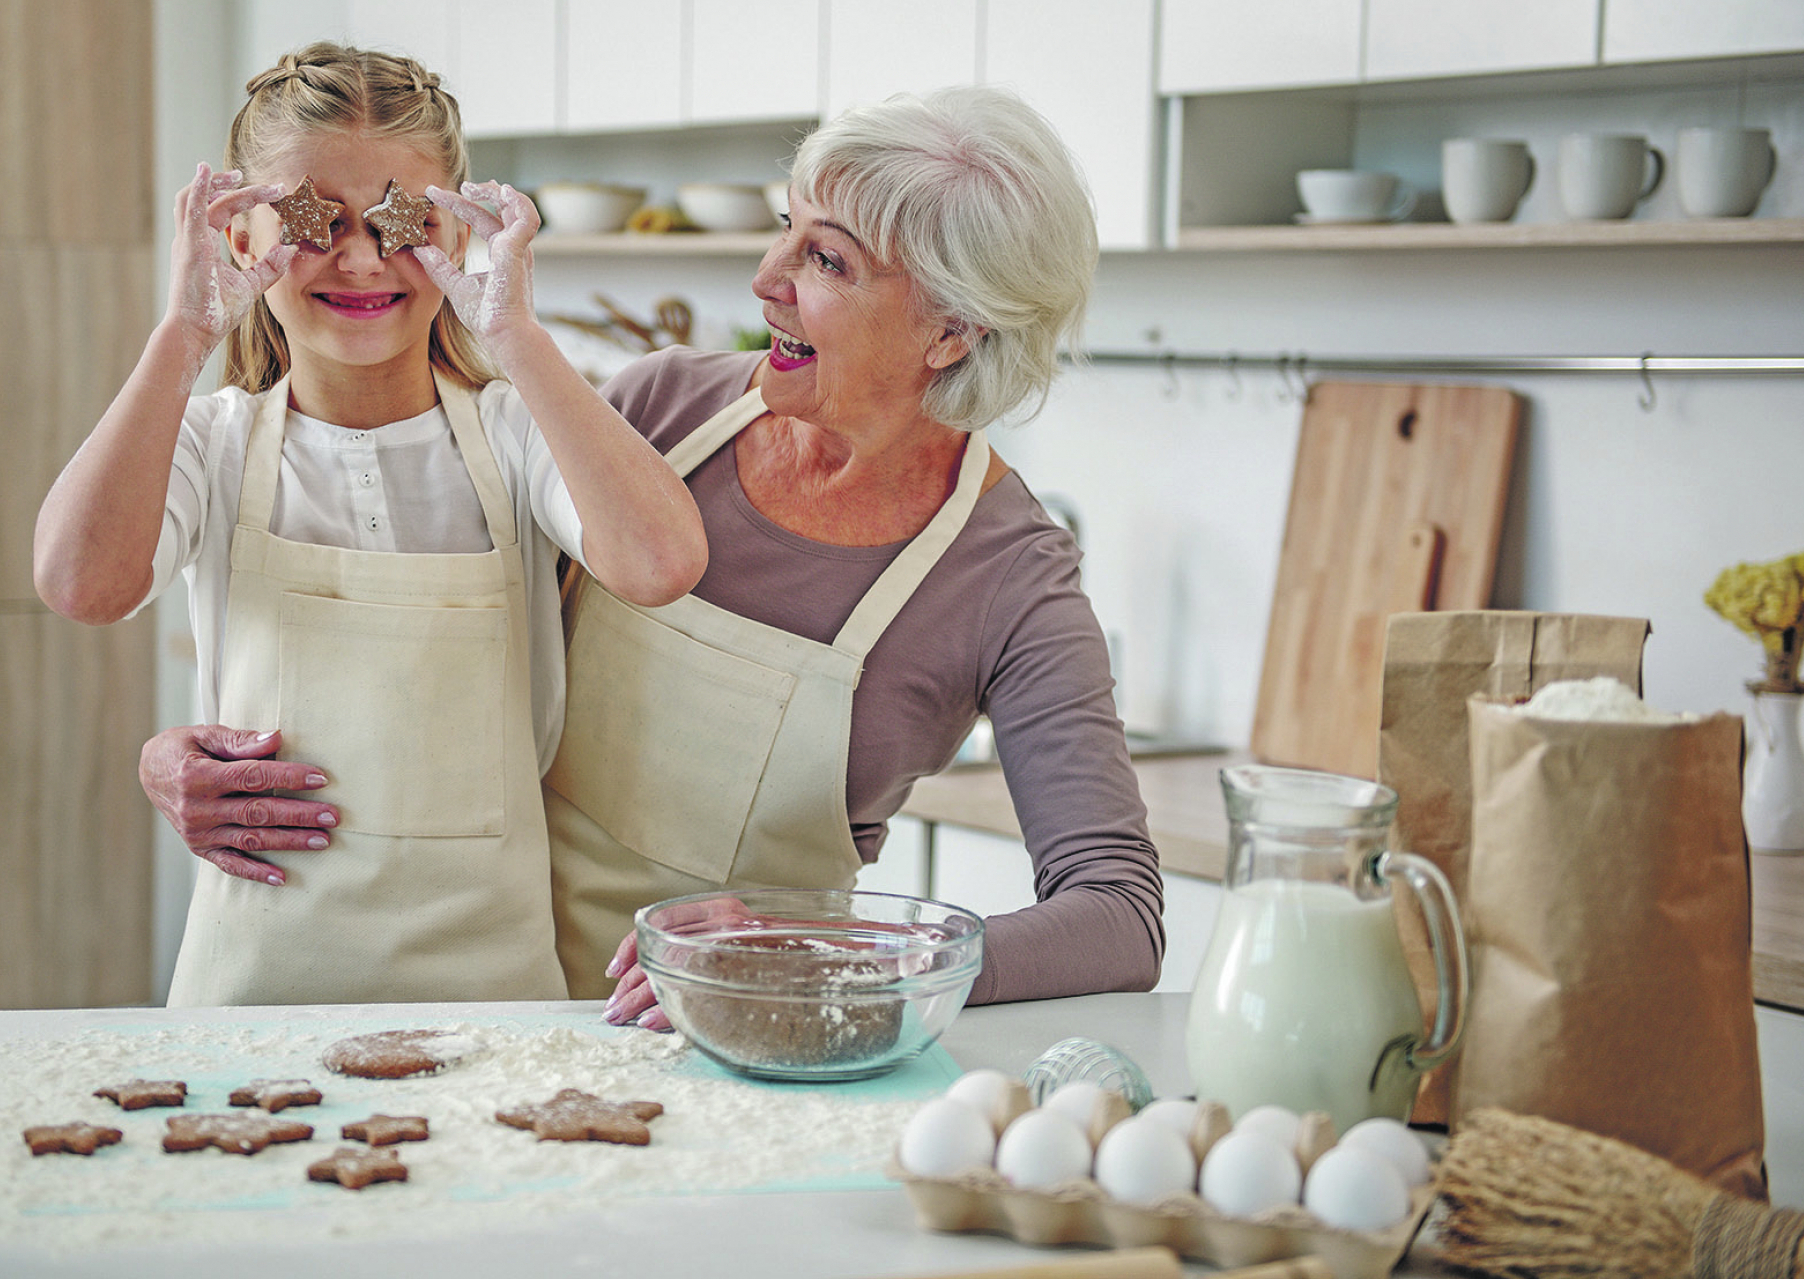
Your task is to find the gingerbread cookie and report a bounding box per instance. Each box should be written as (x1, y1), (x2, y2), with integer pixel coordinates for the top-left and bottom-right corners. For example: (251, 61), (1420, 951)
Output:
(362, 179), (433, 257)
(307, 1145), (408, 1190)
(94, 1079), (187, 1110)
(496, 1089), (662, 1145)
(229, 1079), (323, 1112)
(23, 1122), (123, 1156)
(342, 1114), (429, 1146)
(271, 175), (345, 251)
(323, 1029), (474, 1079)
(163, 1113), (313, 1155)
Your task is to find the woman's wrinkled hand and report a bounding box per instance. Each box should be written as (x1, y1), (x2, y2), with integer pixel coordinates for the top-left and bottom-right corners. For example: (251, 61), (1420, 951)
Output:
(139, 724), (339, 886)
(414, 180), (540, 353)
(167, 162), (294, 351)
(601, 895), (758, 1031)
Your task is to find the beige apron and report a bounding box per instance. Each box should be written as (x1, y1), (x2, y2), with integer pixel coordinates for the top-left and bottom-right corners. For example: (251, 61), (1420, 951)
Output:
(166, 372), (569, 1006)
(546, 388), (989, 996)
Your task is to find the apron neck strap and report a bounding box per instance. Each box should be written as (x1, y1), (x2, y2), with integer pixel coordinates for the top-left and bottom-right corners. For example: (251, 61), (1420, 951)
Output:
(832, 428), (987, 657)
(235, 371), (516, 549)
(665, 387), (766, 478)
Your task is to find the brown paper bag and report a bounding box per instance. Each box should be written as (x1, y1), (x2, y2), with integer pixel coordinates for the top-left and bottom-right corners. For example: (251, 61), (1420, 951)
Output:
(1452, 696), (1765, 1199)
(1378, 611), (1651, 1125)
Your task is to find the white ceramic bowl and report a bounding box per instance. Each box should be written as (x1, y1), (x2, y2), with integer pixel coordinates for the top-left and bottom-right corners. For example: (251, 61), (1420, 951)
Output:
(764, 180), (790, 222)
(533, 182), (646, 234)
(677, 182), (777, 233)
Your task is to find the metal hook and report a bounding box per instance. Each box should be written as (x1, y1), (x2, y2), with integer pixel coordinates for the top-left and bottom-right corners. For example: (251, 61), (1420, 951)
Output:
(1223, 351), (1242, 401)
(1160, 350), (1181, 400)
(1637, 352), (1657, 412)
(1293, 353), (1312, 405)
(1273, 353), (1294, 403)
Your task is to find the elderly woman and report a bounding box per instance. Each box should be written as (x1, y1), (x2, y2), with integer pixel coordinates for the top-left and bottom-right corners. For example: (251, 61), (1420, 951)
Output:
(140, 86), (1164, 1013)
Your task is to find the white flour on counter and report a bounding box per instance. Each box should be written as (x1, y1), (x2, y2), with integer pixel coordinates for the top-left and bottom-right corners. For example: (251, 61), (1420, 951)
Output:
(0, 1015), (931, 1255)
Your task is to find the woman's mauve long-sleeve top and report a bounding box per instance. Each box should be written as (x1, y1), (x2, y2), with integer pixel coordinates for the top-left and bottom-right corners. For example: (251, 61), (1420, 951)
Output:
(602, 347), (1164, 1004)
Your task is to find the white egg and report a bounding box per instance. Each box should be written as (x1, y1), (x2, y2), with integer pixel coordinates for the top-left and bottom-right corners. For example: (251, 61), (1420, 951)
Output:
(1234, 1103), (1302, 1149)
(1041, 1080), (1108, 1130)
(1199, 1129), (1302, 1217)
(898, 1097), (997, 1178)
(995, 1109), (1093, 1188)
(1137, 1097), (1200, 1138)
(1093, 1115), (1198, 1206)
(1303, 1144), (1413, 1231)
(946, 1068), (1016, 1120)
(1339, 1116), (1432, 1187)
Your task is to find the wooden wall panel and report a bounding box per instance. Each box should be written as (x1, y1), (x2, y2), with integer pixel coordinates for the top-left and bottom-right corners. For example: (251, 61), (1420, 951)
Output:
(2, 0), (157, 1007)
(0, 610), (157, 1007)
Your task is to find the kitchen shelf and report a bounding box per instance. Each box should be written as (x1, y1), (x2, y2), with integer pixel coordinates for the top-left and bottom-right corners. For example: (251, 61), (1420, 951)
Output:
(530, 220), (1804, 258)
(534, 231), (777, 256)
(1170, 216), (1804, 252)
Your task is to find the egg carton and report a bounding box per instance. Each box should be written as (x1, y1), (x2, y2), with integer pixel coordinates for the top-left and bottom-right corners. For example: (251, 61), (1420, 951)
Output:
(889, 1163), (1434, 1277)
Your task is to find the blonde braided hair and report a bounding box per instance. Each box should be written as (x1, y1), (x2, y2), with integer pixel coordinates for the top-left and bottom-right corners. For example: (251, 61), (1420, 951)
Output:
(221, 41), (495, 393)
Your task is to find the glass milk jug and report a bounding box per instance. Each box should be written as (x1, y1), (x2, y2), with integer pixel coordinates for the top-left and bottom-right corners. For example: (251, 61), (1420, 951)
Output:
(1186, 765), (1467, 1133)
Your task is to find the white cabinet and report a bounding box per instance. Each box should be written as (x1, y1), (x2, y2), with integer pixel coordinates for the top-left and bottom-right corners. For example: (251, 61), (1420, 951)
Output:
(453, 0), (559, 137)
(564, 1), (684, 131)
(1364, 0), (1600, 80)
(1158, 0), (1362, 93)
(1604, 0), (1804, 62)
(984, 0), (1161, 250)
(688, 0), (821, 124)
(823, 0), (980, 119)
(344, 0), (454, 80)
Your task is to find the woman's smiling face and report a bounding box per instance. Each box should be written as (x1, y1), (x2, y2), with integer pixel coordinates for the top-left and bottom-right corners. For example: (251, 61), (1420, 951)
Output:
(232, 130), (465, 384)
(752, 193), (966, 433)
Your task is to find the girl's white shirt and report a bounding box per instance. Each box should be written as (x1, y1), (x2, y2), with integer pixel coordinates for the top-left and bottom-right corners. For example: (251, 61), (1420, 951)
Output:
(130, 379), (589, 773)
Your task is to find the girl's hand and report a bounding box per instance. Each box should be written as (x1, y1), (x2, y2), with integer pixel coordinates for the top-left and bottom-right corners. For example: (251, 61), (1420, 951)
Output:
(167, 162), (293, 350)
(414, 180), (541, 356)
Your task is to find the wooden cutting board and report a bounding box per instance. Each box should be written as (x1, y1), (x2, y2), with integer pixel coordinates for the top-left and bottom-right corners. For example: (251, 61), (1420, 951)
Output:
(1250, 380), (1521, 779)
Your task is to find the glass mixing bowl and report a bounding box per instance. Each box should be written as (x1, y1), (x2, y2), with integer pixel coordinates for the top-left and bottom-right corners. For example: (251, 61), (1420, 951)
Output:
(635, 889), (984, 1083)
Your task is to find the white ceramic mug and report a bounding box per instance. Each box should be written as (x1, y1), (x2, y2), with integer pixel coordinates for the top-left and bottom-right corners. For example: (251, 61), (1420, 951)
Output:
(1441, 138), (1536, 224)
(1297, 169), (1417, 223)
(1557, 133), (1665, 220)
(1676, 126), (1777, 218)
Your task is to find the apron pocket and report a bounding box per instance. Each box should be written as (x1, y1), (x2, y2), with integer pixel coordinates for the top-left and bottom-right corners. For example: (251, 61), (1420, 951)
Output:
(278, 592), (509, 837)
(547, 588), (794, 883)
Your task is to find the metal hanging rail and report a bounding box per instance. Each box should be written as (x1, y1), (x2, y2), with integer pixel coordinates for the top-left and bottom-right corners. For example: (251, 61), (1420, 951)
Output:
(1080, 350), (1804, 377)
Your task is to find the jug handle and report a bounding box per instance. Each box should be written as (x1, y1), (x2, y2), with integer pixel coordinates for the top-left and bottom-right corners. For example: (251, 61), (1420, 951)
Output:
(1374, 849), (1469, 1072)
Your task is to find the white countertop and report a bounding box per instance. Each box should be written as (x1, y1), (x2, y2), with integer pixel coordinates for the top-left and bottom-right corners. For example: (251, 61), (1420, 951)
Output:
(4, 994), (1801, 1279)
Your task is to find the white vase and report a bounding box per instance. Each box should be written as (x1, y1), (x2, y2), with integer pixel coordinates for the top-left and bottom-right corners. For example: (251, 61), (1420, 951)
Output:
(1745, 690), (1804, 854)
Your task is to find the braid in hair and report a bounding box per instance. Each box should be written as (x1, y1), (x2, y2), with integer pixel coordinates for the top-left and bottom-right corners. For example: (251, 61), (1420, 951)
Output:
(220, 41), (496, 394)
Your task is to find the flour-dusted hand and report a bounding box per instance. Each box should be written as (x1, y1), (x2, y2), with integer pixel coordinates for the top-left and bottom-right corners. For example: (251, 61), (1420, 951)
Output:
(414, 180), (540, 351)
(167, 162), (294, 369)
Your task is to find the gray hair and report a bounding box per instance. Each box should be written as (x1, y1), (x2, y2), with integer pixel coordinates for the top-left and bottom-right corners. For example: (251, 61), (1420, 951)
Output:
(788, 85), (1098, 431)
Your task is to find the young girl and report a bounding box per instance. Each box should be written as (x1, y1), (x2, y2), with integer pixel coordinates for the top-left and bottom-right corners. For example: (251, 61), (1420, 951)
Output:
(33, 43), (707, 1006)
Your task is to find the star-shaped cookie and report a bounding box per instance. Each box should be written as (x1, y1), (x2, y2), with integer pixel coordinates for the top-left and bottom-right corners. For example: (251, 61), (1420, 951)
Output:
(495, 1089), (663, 1144)
(308, 1145), (409, 1190)
(228, 1078), (323, 1112)
(342, 1114), (429, 1146)
(163, 1113), (313, 1155)
(23, 1122), (123, 1156)
(94, 1079), (187, 1110)
(362, 179), (433, 257)
(272, 175), (345, 251)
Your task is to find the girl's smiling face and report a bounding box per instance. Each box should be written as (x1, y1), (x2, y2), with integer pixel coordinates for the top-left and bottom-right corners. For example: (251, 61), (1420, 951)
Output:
(231, 130), (466, 389)
(751, 193), (968, 434)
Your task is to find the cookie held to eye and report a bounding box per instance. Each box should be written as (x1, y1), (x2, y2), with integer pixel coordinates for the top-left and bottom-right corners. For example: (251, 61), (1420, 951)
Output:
(272, 175), (345, 251)
(363, 179), (433, 257)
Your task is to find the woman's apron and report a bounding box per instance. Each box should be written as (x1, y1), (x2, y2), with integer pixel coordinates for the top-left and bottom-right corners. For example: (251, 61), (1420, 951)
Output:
(165, 371), (569, 1006)
(545, 388), (989, 996)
